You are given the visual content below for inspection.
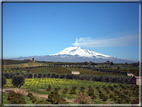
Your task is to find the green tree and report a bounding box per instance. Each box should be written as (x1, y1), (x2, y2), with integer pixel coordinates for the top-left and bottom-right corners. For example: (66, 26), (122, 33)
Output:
(12, 75), (25, 88)
(2, 76), (6, 87)
(84, 61), (88, 65)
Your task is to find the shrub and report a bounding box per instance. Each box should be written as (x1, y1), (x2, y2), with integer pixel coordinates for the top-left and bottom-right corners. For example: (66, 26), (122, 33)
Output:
(109, 93), (114, 98)
(47, 73), (50, 78)
(28, 73), (33, 78)
(86, 76), (91, 81)
(3, 72), (10, 79)
(117, 98), (123, 104)
(74, 92), (90, 104)
(47, 90), (68, 104)
(124, 97), (130, 103)
(92, 76), (99, 81)
(23, 74), (27, 78)
(60, 74), (65, 79)
(12, 75), (25, 88)
(131, 98), (139, 104)
(9, 72), (16, 79)
(2, 76), (6, 87)
(31, 96), (36, 103)
(80, 86), (85, 93)
(27, 92), (33, 97)
(80, 75), (85, 80)
(112, 78), (118, 83)
(62, 88), (68, 94)
(99, 76), (104, 82)
(8, 91), (16, 100)
(51, 73), (55, 78)
(55, 74), (59, 78)
(46, 84), (51, 91)
(125, 78), (129, 84)
(102, 95), (108, 101)
(8, 91), (26, 104)
(70, 90), (76, 95)
(38, 73), (42, 78)
(113, 85), (118, 88)
(43, 73), (47, 78)
(34, 73), (37, 78)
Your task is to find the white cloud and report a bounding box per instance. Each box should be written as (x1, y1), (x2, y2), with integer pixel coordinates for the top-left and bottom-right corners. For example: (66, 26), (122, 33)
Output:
(72, 35), (139, 48)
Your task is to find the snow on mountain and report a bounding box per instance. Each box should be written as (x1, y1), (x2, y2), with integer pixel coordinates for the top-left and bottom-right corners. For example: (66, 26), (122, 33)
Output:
(10, 46), (135, 63)
(52, 46), (111, 59)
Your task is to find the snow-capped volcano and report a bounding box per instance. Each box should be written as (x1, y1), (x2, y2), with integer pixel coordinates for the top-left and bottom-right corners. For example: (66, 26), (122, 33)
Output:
(10, 46), (135, 63)
(52, 46), (111, 59)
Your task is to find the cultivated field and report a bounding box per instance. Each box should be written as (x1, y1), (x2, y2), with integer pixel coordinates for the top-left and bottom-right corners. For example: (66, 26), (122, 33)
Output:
(2, 61), (140, 106)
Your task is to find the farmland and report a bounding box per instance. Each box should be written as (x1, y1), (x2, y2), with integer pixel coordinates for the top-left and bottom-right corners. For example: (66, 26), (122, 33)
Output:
(2, 78), (139, 104)
(2, 60), (140, 105)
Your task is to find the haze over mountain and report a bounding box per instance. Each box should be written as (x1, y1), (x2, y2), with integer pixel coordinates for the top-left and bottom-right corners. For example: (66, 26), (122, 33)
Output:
(9, 46), (135, 63)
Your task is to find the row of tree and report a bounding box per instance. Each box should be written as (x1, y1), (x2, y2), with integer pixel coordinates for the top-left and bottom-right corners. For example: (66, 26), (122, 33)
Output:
(2, 72), (135, 85)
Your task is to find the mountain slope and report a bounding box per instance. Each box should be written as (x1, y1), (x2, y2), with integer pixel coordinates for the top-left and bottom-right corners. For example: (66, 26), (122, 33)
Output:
(52, 46), (111, 59)
(10, 46), (135, 63)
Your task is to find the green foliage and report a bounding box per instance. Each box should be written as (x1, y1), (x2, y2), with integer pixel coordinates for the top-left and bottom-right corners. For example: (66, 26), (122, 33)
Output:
(8, 91), (26, 104)
(80, 86), (85, 93)
(27, 92), (33, 97)
(62, 88), (68, 94)
(12, 75), (25, 88)
(38, 73), (42, 78)
(70, 86), (77, 95)
(34, 73), (37, 78)
(47, 90), (68, 104)
(131, 98), (139, 104)
(87, 86), (97, 100)
(46, 84), (51, 91)
(27, 92), (37, 103)
(2, 76), (6, 87)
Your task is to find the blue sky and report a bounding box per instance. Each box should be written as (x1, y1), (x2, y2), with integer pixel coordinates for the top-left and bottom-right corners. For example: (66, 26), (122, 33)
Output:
(3, 3), (139, 61)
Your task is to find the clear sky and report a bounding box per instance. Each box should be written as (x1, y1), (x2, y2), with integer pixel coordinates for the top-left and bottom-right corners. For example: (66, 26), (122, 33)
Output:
(3, 3), (139, 62)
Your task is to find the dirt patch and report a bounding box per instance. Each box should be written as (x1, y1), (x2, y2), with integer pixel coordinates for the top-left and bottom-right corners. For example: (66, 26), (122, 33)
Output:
(2, 88), (48, 99)
(65, 97), (75, 103)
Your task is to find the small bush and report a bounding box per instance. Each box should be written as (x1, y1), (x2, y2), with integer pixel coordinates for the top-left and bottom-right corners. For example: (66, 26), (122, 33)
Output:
(46, 84), (51, 91)
(27, 92), (33, 97)
(62, 88), (68, 94)
(8, 91), (26, 104)
(8, 91), (16, 100)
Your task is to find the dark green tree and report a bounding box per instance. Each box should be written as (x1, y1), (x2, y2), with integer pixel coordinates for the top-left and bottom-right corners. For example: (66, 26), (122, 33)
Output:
(84, 61), (88, 65)
(2, 76), (6, 87)
(110, 62), (113, 65)
(12, 75), (25, 88)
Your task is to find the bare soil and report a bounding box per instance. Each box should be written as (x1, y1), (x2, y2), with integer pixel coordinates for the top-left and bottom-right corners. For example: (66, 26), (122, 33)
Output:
(2, 88), (48, 99)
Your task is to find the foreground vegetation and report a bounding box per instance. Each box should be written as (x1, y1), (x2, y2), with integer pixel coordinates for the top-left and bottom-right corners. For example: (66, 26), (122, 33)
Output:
(2, 78), (139, 104)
